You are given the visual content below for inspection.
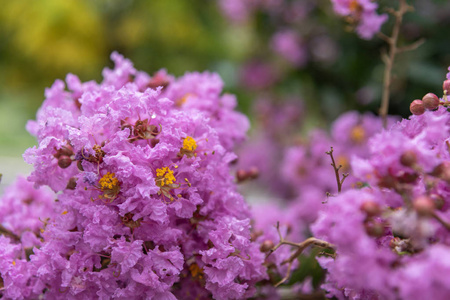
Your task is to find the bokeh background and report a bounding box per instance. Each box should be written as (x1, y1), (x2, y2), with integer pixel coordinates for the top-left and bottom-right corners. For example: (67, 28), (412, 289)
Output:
(1, 0), (450, 190)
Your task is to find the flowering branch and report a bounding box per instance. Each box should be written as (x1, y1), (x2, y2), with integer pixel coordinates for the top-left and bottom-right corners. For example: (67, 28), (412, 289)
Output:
(267, 222), (335, 287)
(326, 147), (349, 193)
(379, 0), (419, 127)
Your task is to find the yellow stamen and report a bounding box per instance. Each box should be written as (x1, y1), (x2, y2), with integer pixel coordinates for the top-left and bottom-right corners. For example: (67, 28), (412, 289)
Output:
(349, 0), (361, 13)
(182, 136), (197, 151)
(176, 93), (193, 107)
(12, 260), (16, 266)
(156, 167), (176, 186)
(99, 172), (119, 190)
(62, 210), (68, 215)
(184, 178), (191, 187)
(337, 155), (350, 171)
(189, 263), (204, 279)
(350, 125), (365, 143)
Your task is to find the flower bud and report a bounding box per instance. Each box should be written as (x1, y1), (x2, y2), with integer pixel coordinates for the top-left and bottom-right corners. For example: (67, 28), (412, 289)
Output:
(54, 145), (74, 159)
(422, 93), (440, 110)
(59, 145), (74, 157)
(66, 177), (77, 190)
(378, 175), (396, 189)
(360, 201), (381, 217)
(443, 80), (450, 94)
(397, 172), (419, 184)
(409, 100), (425, 115)
(77, 160), (84, 171)
(236, 170), (249, 183)
(250, 230), (263, 241)
(260, 240), (275, 252)
(58, 156), (72, 169)
(413, 196), (435, 216)
(150, 138), (160, 148)
(430, 194), (445, 210)
(431, 161), (450, 183)
(286, 223), (293, 235)
(400, 150), (417, 167)
(364, 219), (384, 237)
(248, 167), (259, 179)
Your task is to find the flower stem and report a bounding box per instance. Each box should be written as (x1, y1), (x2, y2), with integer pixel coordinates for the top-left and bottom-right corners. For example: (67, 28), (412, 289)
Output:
(326, 147), (349, 193)
(267, 222), (335, 287)
(379, 0), (418, 127)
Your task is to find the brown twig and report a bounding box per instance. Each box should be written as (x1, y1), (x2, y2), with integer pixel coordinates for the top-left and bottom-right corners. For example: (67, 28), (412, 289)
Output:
(326, 147), (349, 193)
(0, 224), (20, 242)
(396, 38), (425, 54)
(432, 212), (450, 231)
(267, 222), (335, 287)
(379, 0), (418, 128)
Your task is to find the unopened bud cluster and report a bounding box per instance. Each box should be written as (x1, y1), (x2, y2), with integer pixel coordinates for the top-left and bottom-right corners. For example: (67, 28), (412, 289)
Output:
(410, 82), (450, 115)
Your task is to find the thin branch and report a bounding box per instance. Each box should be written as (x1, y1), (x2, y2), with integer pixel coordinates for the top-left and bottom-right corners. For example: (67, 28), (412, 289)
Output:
(326, 147), (349, 193)
(379, 0), (416, 128)
(275, 261), (295, 287)
(432, 212), (450, 231)
(376, 32), (392, 44)
(267, 222), (335, 287)
(396, 38), (426, 54)
(0, 224), (20, 242)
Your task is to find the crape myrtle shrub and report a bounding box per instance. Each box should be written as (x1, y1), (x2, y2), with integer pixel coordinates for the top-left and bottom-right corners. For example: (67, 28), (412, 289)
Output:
(1, 53), (266, 299)
(1, 52), (450, 300)
(1, 1), (450, 300)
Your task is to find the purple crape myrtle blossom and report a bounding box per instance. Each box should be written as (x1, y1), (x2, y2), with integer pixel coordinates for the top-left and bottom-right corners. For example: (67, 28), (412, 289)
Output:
(0, 176), (56, 239)
(239, 61), (280, 91)
(236, 107), (397, 297)
(0, 177), (56, 299)
(15, 52), (266, 299)
(249, 201), (336, 298)
(218, 0), (285, 24)
(218, 0), (254, 23)
(271, 30), (308, 67)
(312, 189), (399, 300)
(312, 102), (450, 299)
(218, 0), (314, 25)
(160, 71), (250, 151)
(330, 0), (388, 39)
(281, 111), (396, 200)
(236, 98), (303, 197)
(238, 109), (395, 250)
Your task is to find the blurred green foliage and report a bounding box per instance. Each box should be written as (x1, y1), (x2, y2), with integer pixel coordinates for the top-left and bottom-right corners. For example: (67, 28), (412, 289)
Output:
(1, 0), (450, 156)
(0, 0), (237, 155)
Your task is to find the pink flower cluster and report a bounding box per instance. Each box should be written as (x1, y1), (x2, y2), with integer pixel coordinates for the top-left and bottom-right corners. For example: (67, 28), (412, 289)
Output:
(239, 106), (397, 220)
(312, 103), (450, 298)
(2, 49), (450, 300)
(330, 0), (388, 39)
(1, 52), (266, 299)
(0, 177), (56, 299)
(236, 102), (398, 287)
